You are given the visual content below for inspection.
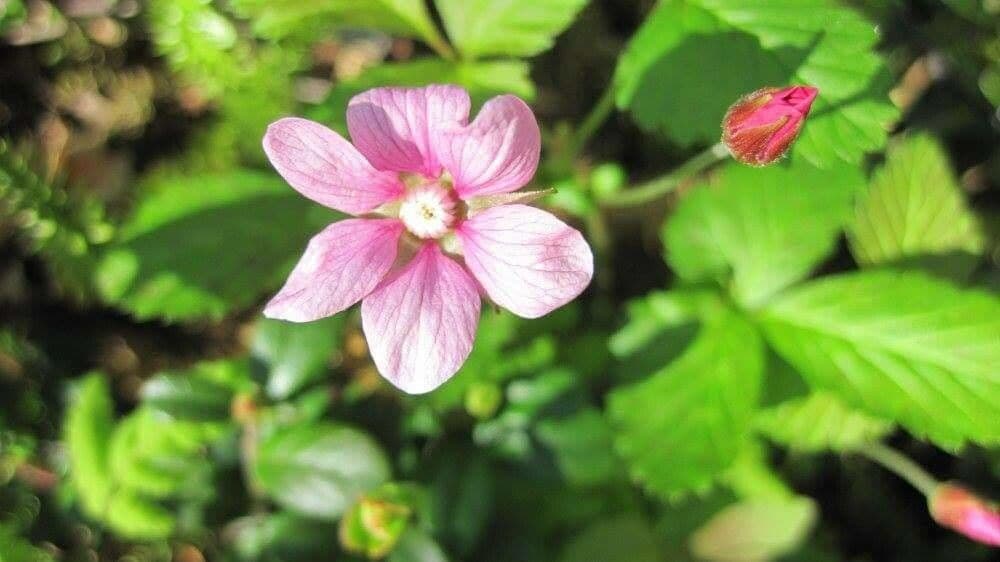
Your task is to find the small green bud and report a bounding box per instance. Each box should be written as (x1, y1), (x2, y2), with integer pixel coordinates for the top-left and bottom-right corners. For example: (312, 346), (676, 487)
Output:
(465, 382), (503, 420)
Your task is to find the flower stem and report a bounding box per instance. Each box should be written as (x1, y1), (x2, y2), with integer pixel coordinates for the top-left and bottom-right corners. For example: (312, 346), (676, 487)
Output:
(857, 442), (939, 497)
(424, 30), (457, 61)
(570, 86), (618, 156)
(601, 142), (730, 208)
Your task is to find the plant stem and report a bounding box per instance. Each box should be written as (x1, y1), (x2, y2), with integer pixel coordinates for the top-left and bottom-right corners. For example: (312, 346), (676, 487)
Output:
(424, 30), (457, 61)
(570, 86), (618, 156)
(857, 442), (939, 497)
(602, 142), (730, 208)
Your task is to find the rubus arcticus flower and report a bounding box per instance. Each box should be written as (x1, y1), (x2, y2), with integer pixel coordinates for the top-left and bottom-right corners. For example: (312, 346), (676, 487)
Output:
(262, 85), (593, 394)
(722, 85), (818, 166)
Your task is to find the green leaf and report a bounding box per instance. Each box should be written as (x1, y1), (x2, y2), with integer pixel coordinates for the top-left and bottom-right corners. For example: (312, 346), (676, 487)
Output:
(535, 409), (621, 487)
(0, 1), (27, 33)
(559, 514), (661, 562)
(308, 58), (535, 133)
(64, 376), (183, 540)
(253, 316), (344, 400)
(231, 513), (336, 561)
(760, 269), (1000, 449)
(664, 160), (863, 306)
(96, 170), (337, 322)
(848, 134), (985, 278)
(436, 0), (588, 58)
(63, 373), (115, 518)
(254, 423), (391, 519)
(756, 392), (893, 452)
(0, 525), (53, 562)
(689, 496), (817, 562)
(614, 0), (897, 167)
(607, 306), (764, 499)
(141, 360), (249, 421)
(387, 529), (449, 562)
(231, 0), (445, 47)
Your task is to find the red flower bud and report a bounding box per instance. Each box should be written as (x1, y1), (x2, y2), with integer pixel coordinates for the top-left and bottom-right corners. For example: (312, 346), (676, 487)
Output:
(929, 483), (1000, 546)
(722, 86), (818, 166)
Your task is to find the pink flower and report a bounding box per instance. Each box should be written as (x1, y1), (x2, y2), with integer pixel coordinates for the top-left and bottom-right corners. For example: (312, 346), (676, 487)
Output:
(722, 85), (818, 166)
(929, 483), (1000, 546)
(262, 85), (593, 394)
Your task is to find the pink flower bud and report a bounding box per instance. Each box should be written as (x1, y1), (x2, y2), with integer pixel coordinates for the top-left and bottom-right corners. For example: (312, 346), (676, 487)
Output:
(929, 483), (1000, 546)
(722, 86), (818, 166)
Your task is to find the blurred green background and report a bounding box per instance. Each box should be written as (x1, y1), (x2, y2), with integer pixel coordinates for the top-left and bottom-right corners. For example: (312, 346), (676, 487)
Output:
(1, 1), (998, 561)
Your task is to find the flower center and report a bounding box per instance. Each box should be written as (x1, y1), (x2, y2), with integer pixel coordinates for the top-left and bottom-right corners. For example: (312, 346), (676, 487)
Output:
(398, 182), (457, 239)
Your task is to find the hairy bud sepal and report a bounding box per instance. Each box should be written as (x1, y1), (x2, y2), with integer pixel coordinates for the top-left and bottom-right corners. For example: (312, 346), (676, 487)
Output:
(722, 86), (818, 166)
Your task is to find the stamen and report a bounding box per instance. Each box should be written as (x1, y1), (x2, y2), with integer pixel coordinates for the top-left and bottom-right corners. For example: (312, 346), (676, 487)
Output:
(398, 183), (457, 239)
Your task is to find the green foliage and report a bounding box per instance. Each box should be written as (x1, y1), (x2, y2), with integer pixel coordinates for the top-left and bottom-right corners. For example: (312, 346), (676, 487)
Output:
(254, 422), (391, 519)
(0, 141), (113, 297)
(688, 496), (817, 562)
(146, 0), (240, 98)
(614, 0), (897, 167)
(387, 529), (449, 562)
(252, 316), (345, 400)
(760, 270), (1000, 449)
(96, 170), (337, 322)
(755, 392), (894, 452)
(664, 160), (863, 306)
(231, 0), (445, 47)
(141, 360), (250, 421)
(436, 0), (589, 58)
(535, 409), (620, 487)
(608, 306), (764, 499)
(559, 515), (662, 562)
(0, 525), (52, 562)
(0, 0), (26, 33)
(64, 373), (225, 540)
(848, 134), (985, 278)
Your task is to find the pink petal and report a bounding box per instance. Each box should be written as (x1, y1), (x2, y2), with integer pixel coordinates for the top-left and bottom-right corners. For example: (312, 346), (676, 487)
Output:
(436, 95), (541, 199)
(457, 204), (593, 319)
(346, 85), (471, 177)
(263, 118), (403, 215)
(361, 244), (481, 394)
(264, 219), (404, 322)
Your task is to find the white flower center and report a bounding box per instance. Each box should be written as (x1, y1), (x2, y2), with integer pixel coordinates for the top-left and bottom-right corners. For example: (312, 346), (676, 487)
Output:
(398, 182), (457, 239)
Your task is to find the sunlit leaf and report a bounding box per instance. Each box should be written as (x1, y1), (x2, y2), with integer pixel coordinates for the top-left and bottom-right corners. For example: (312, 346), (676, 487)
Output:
(615, 0), (897, 167)
(760, 269), (1000, 449)
(608, 306), (764, 499)
(689, 496), (817, 562)
(535, 409), (621, 487)
(436, 0), (588, 58)
(64, 373), (115, 519)
(664, 160), (863, 306)
(141, 360), (250, 421)
(254, 423), (391, 519)
(231, 0), (443, 47)
(96, 170), (337, 322)
(756, 392), (894, 452)
(848, 134), (985, 279)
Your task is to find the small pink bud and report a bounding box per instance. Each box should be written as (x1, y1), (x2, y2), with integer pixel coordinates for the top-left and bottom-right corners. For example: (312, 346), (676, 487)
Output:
(722, 85), (818, 166)
(929, 483), (1000, 546)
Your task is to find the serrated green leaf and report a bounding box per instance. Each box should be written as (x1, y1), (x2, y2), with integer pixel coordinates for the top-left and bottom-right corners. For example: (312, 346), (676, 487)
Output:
(254, 423), (390, 519)
(231, 0), (444, 47)
(760, 269), (1000, 449)
(615, 0), (897, 167)
(96, 170), (337, 322)
(252, 316), (344, 400)
(436, 0), (588, 58)
(308, 58), (535, 133)
(63, 373), (115, 519)
(848, 134), (985, 278)
(664, 160), (863, 306)
(756, 392), (893, 452)
(103, 492), (176, 540)
(689, 496), (817, 562)
(608, 307), (764, 499)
